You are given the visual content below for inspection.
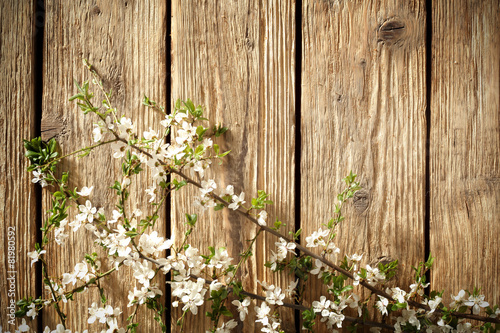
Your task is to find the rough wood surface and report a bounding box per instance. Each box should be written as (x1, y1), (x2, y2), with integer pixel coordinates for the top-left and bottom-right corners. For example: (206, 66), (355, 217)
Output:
(0, 0), (38, 331)
(42, 1), (167, 331)
(430, 0), (500, 306)
(171, 1), (296, 332)
(301, 1), (427, 330)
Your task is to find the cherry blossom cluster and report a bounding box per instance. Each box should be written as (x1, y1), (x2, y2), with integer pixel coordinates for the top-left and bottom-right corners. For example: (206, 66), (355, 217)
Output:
(15, 67), (499, 333)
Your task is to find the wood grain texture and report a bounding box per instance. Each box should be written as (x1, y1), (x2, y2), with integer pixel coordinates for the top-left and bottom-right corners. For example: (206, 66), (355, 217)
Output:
(0, 0), (38, 331)
(430, 0), (500, 306)
(171, 1), (296, 332)
(42, 1), (167, 331)
(301, 0), (426, 330)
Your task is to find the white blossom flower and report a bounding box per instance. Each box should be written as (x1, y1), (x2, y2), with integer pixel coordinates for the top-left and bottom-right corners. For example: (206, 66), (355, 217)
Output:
(456, 321), (473, 332)
(387, 287), (407, 304)
(177, 277), (207, 315)
(257, 210), (268, 226)
(212, 319), (238, 333)
(346, 293), (362, 317)
(76, 186), (93, 197)
(132, 260), (155, 287)
(105, 115), (114, 130)
(143, 127), (159, 140)
(111, 140), (127, 159)
(397, 309), (420, 330)
(77, 200), (97, 223)
(365, 265), (385, 286)
(200, 179), (217, 195)
(32, 169), (48, 187)
(284, 279), (298, 297)
(408, 281), (429, 298)
(437, 318), (453, 331)
(208, 248), (233, 270)
(209, 279), (224, 293)
(305, 228), (329, 248)
(232, 297), (251, 321)
(18, 318), (30, 332)
(325, 311), (344, 329)
(88, 302), (122, 326)
(255, 302), (271, 326)
(117, 116), (133, 138)
(138, 231), (173, 257)
(108, 209), (122, 224)
(228, 192), (245, 210)
(325, 242), (340, 258)
(61, 272), (76, 286)
(261, 319), (282, 333)
(450, 289), (467, 308)
(310, 258), (326, 276)
(74, 262), (90, 281)
(26, 303), (37, 319)
(165, 143), (186, 160)
(274, 238), (296, 261)
(193, 160), (211, 178)
(160, 114), (174, 128)
(221, 185), (234, 197)
(128, 285), (163, 306)
(203, 137), (213, 149)
(346, 253), (363, 270)
(68, 218), (83, 232)
(265, 286), (285, 305)
(375, 296), (389, 316)
(427, 296), (442, 315)
(312, 296), (331, 316)
(27, 249), (46, 266)
(54, 219), (69, 245)
(92, 124), (102, 142)
(145, 183), (157, 202)
(464, 293), (489, 315)
(175, 121), (197, 144)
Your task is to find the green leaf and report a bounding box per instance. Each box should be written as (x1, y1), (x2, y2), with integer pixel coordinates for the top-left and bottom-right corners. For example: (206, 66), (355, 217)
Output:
(221, 308), (233, 317)
(196, 125), (207, 140)
(185, 214), (198, 226)
(184, 99), (195, 114)
(194, 144), (205, 157)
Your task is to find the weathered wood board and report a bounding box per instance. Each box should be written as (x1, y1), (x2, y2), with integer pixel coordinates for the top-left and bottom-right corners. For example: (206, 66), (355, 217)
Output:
(1, 0), (500, 331)
(171, 1), (296, 332)
(430, 0), (500, 306)
(0, 0), (38, 331)
(42, 0), (167, 331)
(301, 0), (427, 330)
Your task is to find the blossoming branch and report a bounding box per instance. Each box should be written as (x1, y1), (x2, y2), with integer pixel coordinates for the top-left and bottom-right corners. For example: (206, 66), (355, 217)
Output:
(15, 61), (500, 333)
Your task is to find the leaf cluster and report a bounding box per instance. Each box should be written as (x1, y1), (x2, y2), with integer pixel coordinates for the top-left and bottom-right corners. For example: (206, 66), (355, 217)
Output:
(24, 137), (58, 171)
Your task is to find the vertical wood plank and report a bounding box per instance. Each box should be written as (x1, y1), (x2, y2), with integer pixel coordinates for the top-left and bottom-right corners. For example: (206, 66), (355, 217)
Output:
(301, 0), (427, 330)
(430, 0), (500, 305)
(171, 1), (296, 331)
(42, 1), (166, 331)
(0, 0), (38, 331)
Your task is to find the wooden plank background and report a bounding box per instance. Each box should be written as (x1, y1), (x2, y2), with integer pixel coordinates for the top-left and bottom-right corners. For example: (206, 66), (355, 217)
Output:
(430, 0), (500, 306)
(40, 1), (167, 331)
(301, 1), (427, 321)
(171, 1), (296, 332)
(0, 0), (38, 331)
(0, 0), (498, 332)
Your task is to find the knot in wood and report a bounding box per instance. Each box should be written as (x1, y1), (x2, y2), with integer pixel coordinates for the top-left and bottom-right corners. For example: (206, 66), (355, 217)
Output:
(245, 37), (255, 51)
(91, 5), (101, 16)
(378, 19), (406, 44)
(353, 189), (369, 214)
